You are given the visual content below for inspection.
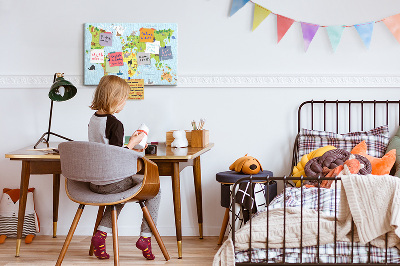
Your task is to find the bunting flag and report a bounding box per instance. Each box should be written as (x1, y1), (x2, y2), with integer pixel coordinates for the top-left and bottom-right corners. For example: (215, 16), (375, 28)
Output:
(301, 22), (319, 52)
(230, 0), (250, 17)
(354, 22), (374, 49)
(383, 14), (400, 44)
(229, 0), (400, 52)
(326, 26), (345, 52)
(277, 15), (295, 43)
(253, 4), (271, 31)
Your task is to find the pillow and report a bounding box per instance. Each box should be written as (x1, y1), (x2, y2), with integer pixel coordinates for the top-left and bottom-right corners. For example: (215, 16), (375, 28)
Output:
(386, 127), (400, 177)
(296, 125), (390, 163)
(351, 140), (396, 175)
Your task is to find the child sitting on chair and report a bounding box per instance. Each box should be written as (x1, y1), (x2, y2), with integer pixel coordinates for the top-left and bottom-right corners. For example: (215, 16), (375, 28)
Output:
(88, 75), (161, 260)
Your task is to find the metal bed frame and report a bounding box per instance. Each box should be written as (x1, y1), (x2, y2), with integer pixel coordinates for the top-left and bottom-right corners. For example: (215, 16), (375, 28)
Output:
(232, 100), (400, 265)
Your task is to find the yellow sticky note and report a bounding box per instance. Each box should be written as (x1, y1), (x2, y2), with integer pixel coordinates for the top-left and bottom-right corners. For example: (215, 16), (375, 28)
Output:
(139, 28), (155, 42)
(126, 79), (144, 100)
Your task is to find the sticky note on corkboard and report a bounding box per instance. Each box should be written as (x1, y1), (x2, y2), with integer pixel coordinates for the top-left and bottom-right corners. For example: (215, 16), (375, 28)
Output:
(126, 79), (144, 100)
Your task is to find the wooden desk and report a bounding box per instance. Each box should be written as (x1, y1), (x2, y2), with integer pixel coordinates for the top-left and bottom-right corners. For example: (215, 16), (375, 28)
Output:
(5, 142), (213, 259)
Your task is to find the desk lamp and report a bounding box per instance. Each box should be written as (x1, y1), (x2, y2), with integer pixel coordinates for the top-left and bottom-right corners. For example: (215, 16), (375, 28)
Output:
(33, 73), (77, 149)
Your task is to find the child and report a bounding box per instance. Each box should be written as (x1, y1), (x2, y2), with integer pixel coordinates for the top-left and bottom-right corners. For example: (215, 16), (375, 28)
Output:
(88, 75), (161, 260)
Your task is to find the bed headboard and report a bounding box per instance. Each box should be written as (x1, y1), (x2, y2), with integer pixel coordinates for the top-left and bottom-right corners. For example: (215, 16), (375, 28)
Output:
(292, 100), (400, 169)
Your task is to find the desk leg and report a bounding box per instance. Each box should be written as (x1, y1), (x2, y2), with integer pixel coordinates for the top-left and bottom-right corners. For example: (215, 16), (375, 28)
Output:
(193, 157), (203, 239)
(171, 162), (182, 259)
(16, 161), (31, 257)
(53, 174), (60, 238)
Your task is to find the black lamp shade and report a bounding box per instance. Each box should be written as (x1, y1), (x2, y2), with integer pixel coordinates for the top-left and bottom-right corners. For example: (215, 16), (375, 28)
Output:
(48, 77), (77, 102)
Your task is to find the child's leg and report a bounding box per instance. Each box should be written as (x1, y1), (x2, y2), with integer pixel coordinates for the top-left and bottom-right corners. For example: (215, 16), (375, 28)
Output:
(92, 204), (124, 259)
(89, 177), (135, 259)
(136, 188), (161, 260)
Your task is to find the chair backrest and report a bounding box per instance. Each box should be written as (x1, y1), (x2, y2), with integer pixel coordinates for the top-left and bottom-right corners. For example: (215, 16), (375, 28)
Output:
(59, 141), (142, 183)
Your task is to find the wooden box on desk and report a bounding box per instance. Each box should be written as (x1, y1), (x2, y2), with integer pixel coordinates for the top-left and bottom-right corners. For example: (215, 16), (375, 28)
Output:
(191, 130), (209, 148)
(166, 130), (192, 146)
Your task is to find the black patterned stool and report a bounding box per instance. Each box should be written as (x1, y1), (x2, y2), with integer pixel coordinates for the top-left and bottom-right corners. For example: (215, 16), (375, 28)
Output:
(216, 170), (276, 245)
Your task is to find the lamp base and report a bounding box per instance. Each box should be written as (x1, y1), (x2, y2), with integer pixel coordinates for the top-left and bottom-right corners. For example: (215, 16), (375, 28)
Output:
(34, 132), (73, 149)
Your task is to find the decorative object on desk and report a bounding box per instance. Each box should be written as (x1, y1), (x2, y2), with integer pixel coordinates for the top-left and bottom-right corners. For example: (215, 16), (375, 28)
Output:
(84, 23), (177, 85)
(166, 130), (192, 146)
(145, 144), (157, 155)
(0, 188), (39, 244)
(171, 147), (188, 156)
(171, 130), (188, 148)
(191, 130), (209, 148)
(33, 73), (77, 149)
(229, 154), (263, 175)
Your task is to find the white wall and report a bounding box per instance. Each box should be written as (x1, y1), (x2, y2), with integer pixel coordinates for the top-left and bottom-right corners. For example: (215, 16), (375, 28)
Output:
(1, 0), (400, 236)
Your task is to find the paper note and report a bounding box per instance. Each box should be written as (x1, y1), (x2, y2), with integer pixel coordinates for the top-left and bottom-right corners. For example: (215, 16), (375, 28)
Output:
(137, 52), (151, 65)
(90, 49), (104, 63)
(145, 41), (160, 54)
(159, 46), (173, 60)
(139, 28), (155, 42)
(126, 79), (144, 100)
(99, 32), (113, 46)
(109, 52), (124, 67)
(106, 60), (119, 73)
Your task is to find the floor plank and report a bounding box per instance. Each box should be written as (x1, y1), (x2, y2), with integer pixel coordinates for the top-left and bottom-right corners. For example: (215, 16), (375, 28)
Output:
(0, 236), (222, 265)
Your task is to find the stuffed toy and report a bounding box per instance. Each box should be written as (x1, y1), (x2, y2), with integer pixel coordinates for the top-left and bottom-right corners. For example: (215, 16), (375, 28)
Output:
(292, 145), (336, 187)
(351, 140), (396, 175)
(230, 154), (263, 175)
(0, 188), (39, 244)
(171, 130), (188, 148)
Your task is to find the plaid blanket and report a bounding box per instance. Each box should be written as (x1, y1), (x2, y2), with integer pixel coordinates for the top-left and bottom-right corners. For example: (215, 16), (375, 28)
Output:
(235, 186), (400, 263)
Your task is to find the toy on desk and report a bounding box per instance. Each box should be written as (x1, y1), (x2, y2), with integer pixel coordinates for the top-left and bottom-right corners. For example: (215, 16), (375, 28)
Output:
(0, 188), (39, 244)
(171, 130), (188, 148)
(229, 154), (263, 175)
(134, 123), (149, 150)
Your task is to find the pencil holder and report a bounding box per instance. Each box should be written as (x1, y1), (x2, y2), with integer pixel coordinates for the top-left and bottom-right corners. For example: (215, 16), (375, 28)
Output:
(191, 130), (209, 148)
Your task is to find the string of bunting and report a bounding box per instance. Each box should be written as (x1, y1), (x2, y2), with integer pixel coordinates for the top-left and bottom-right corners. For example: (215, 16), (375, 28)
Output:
(230, 0), (400, 52)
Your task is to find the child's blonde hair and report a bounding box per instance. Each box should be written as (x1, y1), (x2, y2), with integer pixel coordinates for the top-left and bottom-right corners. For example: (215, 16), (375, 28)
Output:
(90, 75), (130, 114)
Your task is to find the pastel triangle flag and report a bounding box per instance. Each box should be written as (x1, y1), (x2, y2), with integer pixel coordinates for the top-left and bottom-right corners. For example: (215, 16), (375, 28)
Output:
(277, 15), (295, 43)
(354, 22), (374, 49)
(230, 0), (250, 17)
(326, 25), (345, 52)
(252, 4), (271, 31)
(301, 22), (319, 52)
(383, 14), (400, 44)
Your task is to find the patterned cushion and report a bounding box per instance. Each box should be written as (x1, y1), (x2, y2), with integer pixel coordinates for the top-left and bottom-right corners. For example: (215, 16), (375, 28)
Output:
(296, 125), (390, 164)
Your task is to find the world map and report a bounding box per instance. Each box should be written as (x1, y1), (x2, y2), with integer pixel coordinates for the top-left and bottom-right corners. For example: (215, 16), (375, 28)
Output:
(84, 23), (177, 85)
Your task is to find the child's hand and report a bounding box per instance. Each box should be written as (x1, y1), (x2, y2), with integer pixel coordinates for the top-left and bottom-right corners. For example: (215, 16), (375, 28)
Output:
(126, 131), (145, 150)
(133, 143), (148, 152)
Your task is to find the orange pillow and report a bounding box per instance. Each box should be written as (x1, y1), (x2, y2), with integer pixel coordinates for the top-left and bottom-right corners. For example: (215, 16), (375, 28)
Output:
(351, 140), (396, 175)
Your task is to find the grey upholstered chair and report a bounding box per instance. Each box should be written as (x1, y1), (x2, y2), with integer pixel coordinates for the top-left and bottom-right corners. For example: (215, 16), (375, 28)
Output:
(55, 141), (169, 265)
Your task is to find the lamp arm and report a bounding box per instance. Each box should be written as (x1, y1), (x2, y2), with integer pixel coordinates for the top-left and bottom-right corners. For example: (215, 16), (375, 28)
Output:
(46, 100), (54, 143)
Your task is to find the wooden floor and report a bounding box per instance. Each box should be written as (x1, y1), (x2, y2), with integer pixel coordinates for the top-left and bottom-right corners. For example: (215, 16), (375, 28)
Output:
(0, 235), (223, 265)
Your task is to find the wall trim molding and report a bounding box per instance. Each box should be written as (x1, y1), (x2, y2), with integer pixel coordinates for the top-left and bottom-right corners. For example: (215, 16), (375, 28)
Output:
(1, 75), (399, 88)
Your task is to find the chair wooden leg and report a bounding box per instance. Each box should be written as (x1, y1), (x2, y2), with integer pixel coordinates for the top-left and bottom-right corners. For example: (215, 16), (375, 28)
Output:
(111, 205), (119, 266)
(89, 206), (105, 256)
(218, 208), (230, 245)
(56, 204), (85, 266)
(139, 201), (170, 261)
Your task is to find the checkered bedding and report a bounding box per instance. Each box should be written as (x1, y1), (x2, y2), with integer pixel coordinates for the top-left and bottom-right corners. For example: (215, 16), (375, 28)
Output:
(235, 187), (400, 264)
(296, 125), (390, 163)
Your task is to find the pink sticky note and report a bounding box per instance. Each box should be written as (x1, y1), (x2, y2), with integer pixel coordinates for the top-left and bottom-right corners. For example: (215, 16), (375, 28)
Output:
(109, 52), (124, 67)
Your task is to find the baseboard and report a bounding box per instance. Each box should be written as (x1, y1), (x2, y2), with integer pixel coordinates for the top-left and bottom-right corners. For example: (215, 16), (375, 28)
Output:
(38, 225), (223, 237)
